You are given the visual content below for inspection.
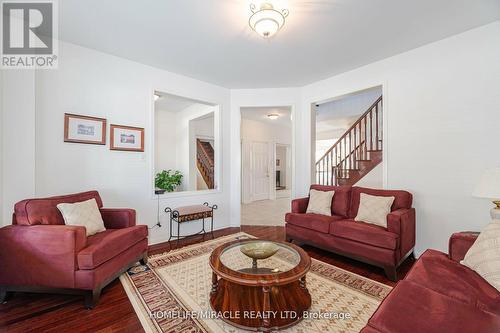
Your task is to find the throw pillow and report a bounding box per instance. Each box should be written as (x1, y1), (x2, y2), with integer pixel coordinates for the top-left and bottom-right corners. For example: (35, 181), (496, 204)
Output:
(306, 189), (335, 216)
(461, 219), (500, 291)
(57, 198), (106, 236)
(354, 193), (395, 228)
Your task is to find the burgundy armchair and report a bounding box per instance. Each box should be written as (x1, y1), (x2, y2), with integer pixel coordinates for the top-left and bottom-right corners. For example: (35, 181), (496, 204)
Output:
(0, 191), (148, 308)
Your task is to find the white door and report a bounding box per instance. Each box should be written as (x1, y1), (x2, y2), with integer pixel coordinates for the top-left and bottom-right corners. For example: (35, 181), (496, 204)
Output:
(251, 142), (270, 201)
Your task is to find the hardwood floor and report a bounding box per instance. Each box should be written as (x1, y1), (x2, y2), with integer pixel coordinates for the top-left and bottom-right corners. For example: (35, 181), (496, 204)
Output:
(0, 225), (415, 333)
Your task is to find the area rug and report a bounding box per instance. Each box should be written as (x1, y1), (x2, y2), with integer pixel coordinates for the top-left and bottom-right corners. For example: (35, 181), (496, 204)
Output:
(120, 232), (391, 333)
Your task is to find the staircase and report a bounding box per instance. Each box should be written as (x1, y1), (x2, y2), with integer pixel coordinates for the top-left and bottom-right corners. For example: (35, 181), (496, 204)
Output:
(315, 96), (383, 186)
(196, 139), (215, 189)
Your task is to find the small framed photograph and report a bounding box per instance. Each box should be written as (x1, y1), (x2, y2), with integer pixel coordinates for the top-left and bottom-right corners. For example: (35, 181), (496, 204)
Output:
(276, 159), (280, 166)
(110, 124), (144, 152)
(64, 113), (106, 145)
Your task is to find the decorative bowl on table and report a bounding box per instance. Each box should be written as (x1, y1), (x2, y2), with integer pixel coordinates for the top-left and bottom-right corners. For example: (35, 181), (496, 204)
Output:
(240, 241), (279, 260)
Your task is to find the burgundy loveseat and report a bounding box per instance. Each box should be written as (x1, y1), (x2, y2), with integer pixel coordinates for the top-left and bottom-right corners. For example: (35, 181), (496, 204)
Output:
(0, 191), (148, 308)
(361, 232), (500, 333)
(285, 185), (415, 280)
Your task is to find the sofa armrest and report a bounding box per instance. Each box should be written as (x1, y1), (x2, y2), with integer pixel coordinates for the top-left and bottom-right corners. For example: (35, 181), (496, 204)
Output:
(449, 232), (479, 262)
(0, 225), (87, 288)
(387, 208), (416, 257)
(291, 197), (309, 214)
(100, 208), (136, 228)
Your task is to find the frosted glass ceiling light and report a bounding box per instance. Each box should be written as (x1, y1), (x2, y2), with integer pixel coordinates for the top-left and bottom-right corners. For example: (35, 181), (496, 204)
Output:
(249, 2), (289, 38)
(267, 113), (279, 120)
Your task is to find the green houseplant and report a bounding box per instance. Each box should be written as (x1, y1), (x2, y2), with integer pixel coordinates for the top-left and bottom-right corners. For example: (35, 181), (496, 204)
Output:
(155, 170), (183, 192)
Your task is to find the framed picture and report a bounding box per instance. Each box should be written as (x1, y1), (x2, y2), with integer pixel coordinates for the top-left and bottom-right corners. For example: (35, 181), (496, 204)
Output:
(110, 124), (144, 152)
(276, 159), (280, 166)
(64, 113), (106, 145)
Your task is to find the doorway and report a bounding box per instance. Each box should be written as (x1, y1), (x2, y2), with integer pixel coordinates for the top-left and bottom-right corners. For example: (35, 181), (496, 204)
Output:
(240, 106), (292, 226)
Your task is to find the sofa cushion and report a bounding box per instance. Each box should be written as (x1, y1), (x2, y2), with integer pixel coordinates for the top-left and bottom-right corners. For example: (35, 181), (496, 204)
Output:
(354, 193), (395, 228)
(329, 219), (398, 250)
(14, 191), (103, 226)
(306, 189), (335, 215)
(348, 187), (412, 219)
(77, 225), (147, 269)
(367, 280), (500, 333)
(406, 249), (500, 313)
(285, 213), (342, 234)
(461, 219), (500, 292)
(310, 185), (351, 217)
(57, 199), (106, 236)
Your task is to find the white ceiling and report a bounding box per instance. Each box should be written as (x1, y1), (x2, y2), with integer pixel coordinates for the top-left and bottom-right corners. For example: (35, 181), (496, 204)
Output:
(59, 0), (500, 88)
(155, 91), (213, 112)
(241, 106), (292, 126)
(155, 92), (195, 112)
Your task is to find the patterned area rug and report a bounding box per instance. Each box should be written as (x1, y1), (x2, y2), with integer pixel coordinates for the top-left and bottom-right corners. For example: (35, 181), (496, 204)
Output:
(120, 233), (391, 333)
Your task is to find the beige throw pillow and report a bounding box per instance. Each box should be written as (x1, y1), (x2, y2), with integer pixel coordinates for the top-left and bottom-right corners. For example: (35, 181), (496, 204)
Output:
(354, 193), (395, 228)
(57, 198), (106, 236)
(461, 219), (500, 291)
(306, 189), (334, 216)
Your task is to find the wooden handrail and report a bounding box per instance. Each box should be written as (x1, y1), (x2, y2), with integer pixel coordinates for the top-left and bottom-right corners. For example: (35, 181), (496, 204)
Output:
(196, 139), (214, 189)
(315, 95), (383, 186)
(316, 95), (382, 165)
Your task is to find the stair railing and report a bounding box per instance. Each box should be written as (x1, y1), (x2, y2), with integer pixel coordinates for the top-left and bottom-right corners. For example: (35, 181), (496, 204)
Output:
(315, 96), (382, 186)
(196, 139), (214, 189)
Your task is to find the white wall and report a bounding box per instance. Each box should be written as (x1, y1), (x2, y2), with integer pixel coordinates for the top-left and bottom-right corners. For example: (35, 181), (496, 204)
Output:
(155, 110), (177, 173)
(355, 164), (383, 189)
(31, 41), (232, 244)
(299, 21), (500, 255)
(2, 71), (36, 226)
(240, 119), (291, 144)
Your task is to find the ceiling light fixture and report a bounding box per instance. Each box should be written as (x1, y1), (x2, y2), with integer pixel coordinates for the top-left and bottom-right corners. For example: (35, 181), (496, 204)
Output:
(267, 113), (280, 120)
(154, 93), (161, 101)
(249, 2), (289, 39)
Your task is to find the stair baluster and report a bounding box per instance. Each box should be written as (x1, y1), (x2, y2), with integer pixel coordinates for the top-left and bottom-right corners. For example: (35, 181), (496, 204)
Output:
(315, 96), (383, 186)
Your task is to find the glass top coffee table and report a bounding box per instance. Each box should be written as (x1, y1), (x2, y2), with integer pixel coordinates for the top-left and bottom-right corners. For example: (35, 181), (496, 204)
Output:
(209, 239), (311, 332)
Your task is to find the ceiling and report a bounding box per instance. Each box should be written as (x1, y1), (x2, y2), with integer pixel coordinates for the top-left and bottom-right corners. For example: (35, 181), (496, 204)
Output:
(155, 91), (212, 112)
(59, 0), (500, 88)
(241, 106), (292, 126)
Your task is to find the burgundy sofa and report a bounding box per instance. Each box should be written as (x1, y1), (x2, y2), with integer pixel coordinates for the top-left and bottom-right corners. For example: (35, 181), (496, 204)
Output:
(0, 191), (148, 308)
(285, 185), (415, 280)
(361, 232), (500, 333)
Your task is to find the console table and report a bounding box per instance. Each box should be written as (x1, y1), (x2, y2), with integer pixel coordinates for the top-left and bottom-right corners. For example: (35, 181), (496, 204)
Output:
(165, 202), (217, 247)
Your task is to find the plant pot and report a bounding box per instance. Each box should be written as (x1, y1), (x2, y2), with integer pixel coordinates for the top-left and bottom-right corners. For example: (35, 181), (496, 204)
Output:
(154, 189), (166, 195)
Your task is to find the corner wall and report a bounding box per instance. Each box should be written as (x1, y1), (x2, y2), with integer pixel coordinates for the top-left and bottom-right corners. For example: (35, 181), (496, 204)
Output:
(31, 42), (232, 244)
(299, 21), (500, 255)
(1, 70), (36, 226)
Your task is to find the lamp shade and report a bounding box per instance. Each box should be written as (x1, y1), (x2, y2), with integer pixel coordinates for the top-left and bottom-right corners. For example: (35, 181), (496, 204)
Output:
(473, 168), (500, 199)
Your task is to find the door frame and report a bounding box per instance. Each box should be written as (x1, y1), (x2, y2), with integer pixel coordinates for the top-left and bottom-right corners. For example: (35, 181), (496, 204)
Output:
(309, 84), (387, 188)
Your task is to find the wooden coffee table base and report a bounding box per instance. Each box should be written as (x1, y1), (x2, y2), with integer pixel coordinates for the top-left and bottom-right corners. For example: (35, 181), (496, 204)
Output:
(210, 276), (312, 332)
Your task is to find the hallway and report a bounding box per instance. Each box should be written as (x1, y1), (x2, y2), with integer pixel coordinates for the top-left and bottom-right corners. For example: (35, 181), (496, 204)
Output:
(241, 197), (291, 226)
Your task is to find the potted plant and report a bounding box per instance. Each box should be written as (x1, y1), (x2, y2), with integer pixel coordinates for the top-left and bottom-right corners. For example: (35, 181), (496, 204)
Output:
(155, 170), (183, 193)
